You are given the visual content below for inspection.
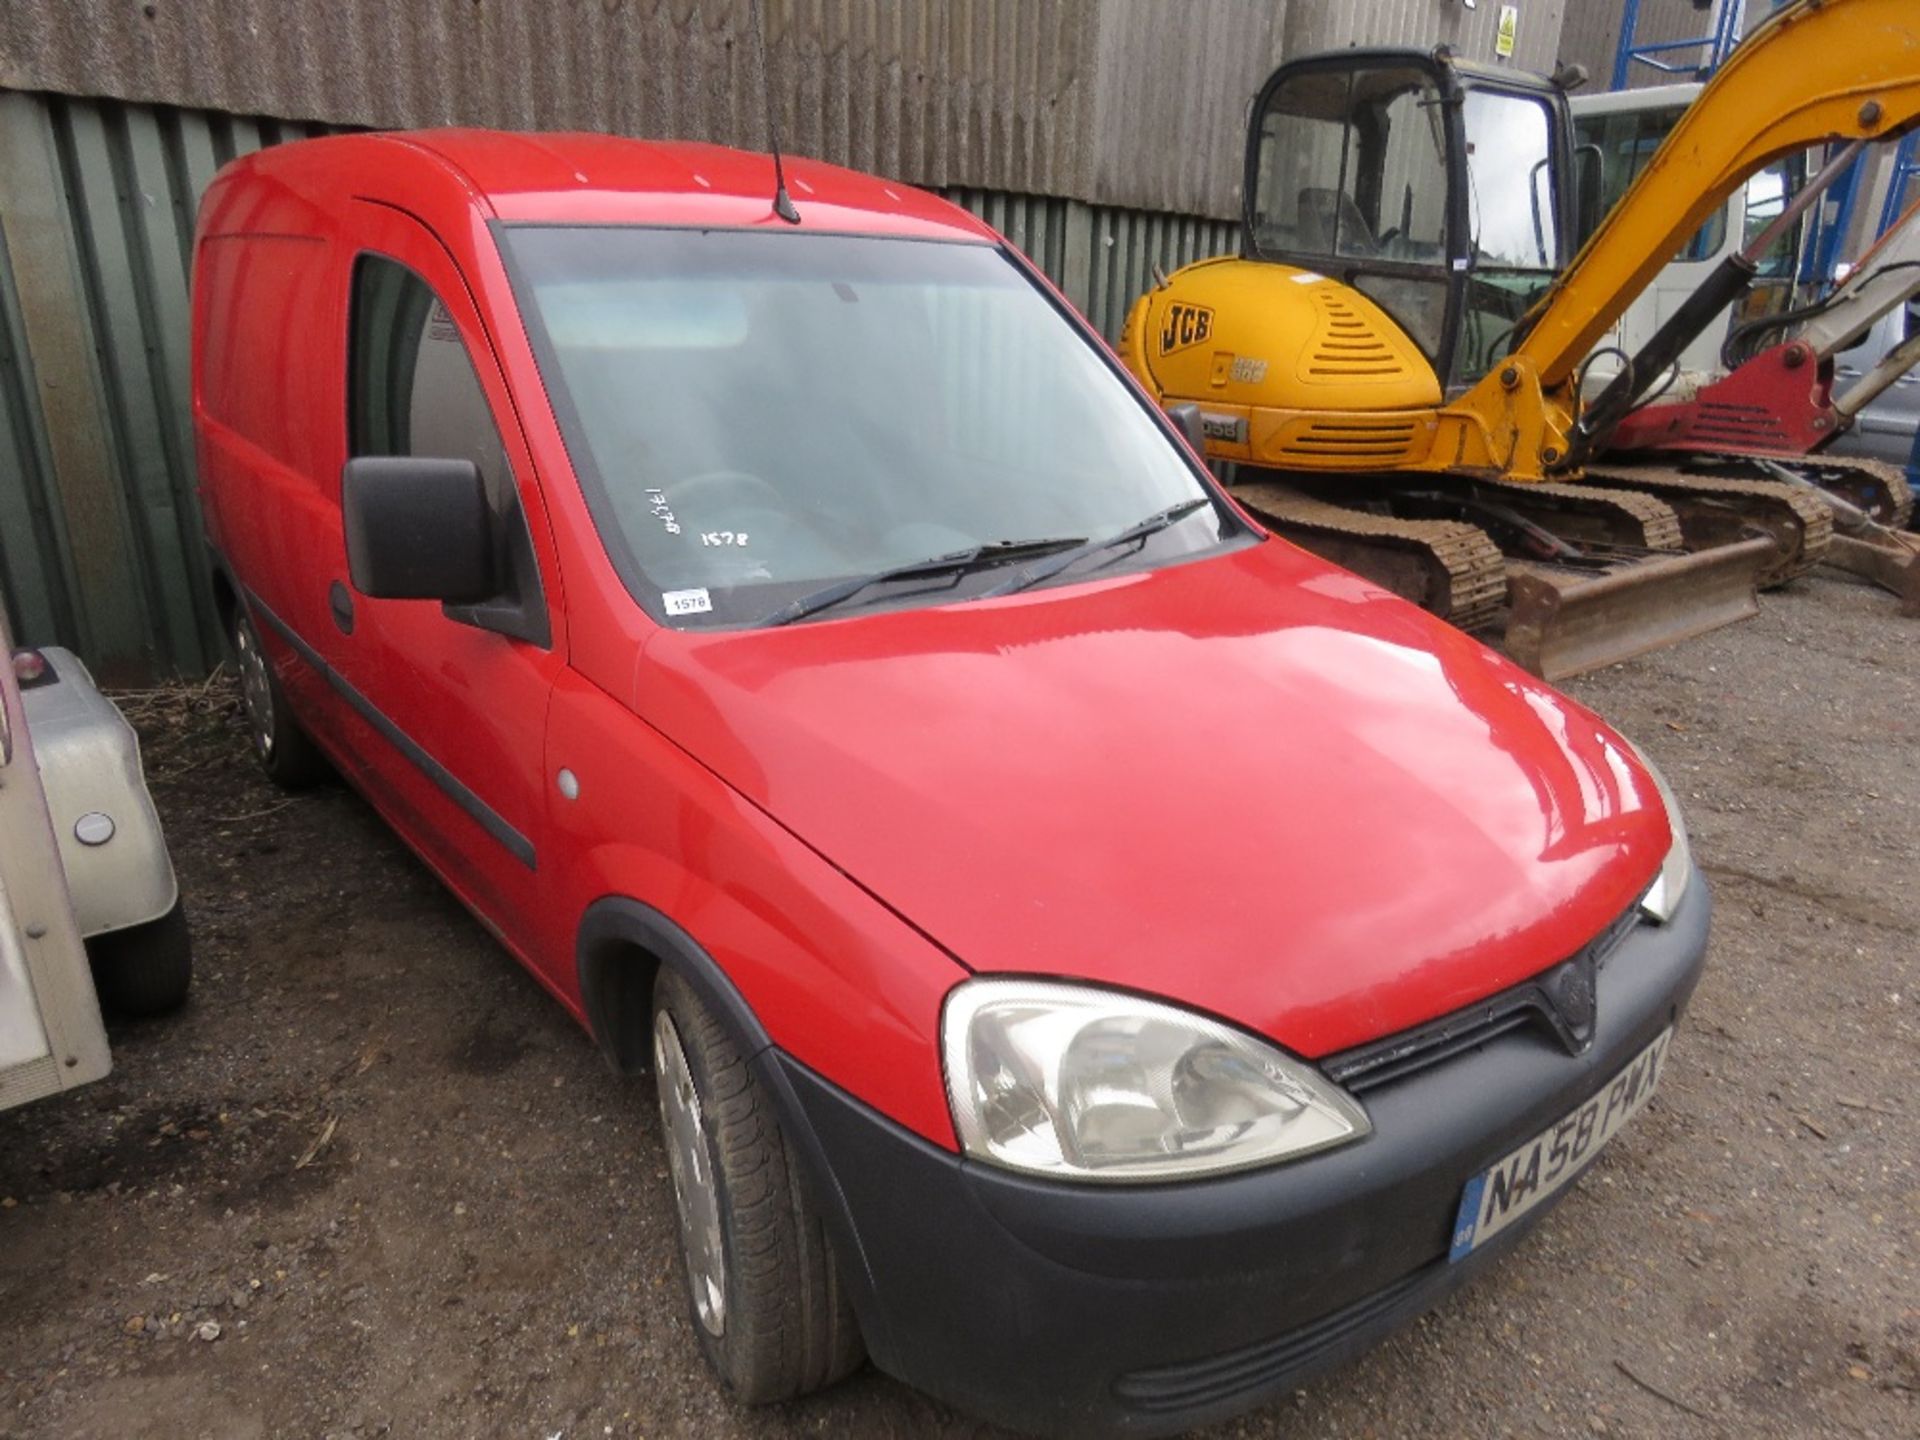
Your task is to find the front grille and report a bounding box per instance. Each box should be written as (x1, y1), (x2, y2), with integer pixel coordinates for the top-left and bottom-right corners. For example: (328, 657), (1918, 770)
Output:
(1113, 1264), (1432, 1414)
(1322, 904), (1643, 1095)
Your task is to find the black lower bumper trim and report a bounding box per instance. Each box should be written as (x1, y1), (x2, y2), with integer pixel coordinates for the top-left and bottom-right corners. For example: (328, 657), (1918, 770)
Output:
(1113, 1264), (1431, 1413)
(760, 879), (1711, 1438)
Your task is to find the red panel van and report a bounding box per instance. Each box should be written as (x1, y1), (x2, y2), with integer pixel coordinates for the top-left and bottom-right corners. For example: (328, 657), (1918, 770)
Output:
(192, 132), (1707, 1436)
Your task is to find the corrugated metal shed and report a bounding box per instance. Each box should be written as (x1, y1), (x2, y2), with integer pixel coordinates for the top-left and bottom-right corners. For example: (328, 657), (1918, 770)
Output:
(0, 0), (1295, 222)
(2, 0), (1590, 224)
(0, 92), (336, 680)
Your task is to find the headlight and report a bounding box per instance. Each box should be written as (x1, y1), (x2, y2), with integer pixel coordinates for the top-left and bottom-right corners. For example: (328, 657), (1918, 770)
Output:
(941, 979), (1370, 1182)
(1627, 742), (1693, 923)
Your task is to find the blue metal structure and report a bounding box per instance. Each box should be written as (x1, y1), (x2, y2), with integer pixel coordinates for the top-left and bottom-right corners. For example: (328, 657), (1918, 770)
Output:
(1877, 132), (1920, 236)
(1610, 0), (1746, 90)
(1801, 147), (1872, 286)
(1796, 126), (1919, 290)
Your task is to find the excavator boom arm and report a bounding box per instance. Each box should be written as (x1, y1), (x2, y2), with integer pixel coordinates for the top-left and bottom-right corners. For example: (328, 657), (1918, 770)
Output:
(1516, 0), (1920, 391)
(1799, 196), (1920, 357)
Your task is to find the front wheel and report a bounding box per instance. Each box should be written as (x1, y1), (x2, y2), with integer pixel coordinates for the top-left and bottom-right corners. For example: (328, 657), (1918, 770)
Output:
(651, 967), (865, 1404)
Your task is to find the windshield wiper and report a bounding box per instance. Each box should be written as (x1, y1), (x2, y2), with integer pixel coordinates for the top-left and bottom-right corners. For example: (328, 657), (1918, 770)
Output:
(757, 536), (1085, 627)
(978, 498), (1211, 599)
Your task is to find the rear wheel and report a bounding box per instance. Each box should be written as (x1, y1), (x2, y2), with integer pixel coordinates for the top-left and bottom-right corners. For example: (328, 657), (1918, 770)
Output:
(232, 607), (327, 787)
(86, 899), (193, 1017)
(651, 967), (864, 1404)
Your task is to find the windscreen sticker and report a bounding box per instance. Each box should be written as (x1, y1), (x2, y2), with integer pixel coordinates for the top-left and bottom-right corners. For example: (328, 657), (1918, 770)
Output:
(644, 487), (683, 537)
(662, 588), (713, 616)
(701, 531), (750, 547)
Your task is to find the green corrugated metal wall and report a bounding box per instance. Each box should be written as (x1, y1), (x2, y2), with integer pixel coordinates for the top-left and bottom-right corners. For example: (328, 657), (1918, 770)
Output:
(0, 88), (1236, 681)
(0, 91), (339, 682)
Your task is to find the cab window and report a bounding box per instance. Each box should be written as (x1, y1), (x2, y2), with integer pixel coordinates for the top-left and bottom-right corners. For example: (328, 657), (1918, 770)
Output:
(1573, 104), (1728, 260)
(347, 255), (548, 645)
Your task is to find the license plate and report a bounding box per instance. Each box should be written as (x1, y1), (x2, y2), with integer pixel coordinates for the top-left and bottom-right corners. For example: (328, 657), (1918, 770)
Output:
(1448, 1027), (1672, 1261)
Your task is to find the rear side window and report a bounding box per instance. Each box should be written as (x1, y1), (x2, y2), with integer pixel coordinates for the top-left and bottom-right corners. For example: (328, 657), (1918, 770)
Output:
(347, 256), (548, 645)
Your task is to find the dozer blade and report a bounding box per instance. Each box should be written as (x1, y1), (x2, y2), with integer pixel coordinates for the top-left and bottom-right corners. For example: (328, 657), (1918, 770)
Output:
(1822, 531), (1920, 616)
(1501, 535), (1775, 681)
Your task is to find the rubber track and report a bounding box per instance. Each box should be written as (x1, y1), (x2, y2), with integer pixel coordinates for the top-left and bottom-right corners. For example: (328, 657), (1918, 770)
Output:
(1656, 451), (1913, 528)
(1776, 455), (1912, 528)
(1588, 463), (1833, 587)
(1233, 481), (1509, 631)
(1820, 456), (1912, 529)
(1475, 476), (1686, 551)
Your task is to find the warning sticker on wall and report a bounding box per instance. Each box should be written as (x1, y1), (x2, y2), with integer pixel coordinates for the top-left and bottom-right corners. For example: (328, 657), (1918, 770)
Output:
(1495, 5), (1518, 59)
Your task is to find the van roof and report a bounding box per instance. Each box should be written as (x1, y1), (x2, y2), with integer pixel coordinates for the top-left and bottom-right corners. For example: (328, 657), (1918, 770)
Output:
(228, 130), (997, 242)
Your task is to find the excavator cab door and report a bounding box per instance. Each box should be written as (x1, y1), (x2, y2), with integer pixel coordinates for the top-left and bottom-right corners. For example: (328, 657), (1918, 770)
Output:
(1241, 50), (1575, 396)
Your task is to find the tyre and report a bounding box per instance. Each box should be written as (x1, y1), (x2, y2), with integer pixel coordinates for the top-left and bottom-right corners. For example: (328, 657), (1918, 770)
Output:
(86, 899), (193, 1017)
(231, 606), (328, 787)
(651, 967), (864, 1403)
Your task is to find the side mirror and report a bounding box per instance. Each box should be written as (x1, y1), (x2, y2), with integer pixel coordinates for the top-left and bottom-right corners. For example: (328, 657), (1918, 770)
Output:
(1166, 402), (1208, 457)
(342, 456), (494, 603)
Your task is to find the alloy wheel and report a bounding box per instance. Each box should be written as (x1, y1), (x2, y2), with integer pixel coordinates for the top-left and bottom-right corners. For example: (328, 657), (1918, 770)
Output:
(654, 1008), (727, 1336)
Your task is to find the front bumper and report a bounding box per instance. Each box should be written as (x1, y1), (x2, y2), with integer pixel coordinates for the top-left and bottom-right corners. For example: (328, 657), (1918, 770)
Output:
(764, 877), (1711, 1438)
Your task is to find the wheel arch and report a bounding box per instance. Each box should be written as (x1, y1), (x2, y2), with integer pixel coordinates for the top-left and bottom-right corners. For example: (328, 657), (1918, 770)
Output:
(575, 896), (773, 1077)
(572, 894), (893, 1360)
(204, 547), (241, 640)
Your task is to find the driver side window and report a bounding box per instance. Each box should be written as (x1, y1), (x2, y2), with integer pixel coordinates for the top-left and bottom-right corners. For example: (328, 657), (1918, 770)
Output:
(348, 255), (549, 644)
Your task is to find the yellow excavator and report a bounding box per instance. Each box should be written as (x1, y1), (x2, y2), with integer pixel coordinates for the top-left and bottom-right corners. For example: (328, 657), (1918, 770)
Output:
(1122, 0), (1920, 677)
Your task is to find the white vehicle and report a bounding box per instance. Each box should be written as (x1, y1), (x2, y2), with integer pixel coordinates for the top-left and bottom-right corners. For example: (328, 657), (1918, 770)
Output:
(11, 644), (192, 1017)
(1828, 298), (1920, 471)
(1570, 82), (1806, 389)
(1, 621), (111, 1112)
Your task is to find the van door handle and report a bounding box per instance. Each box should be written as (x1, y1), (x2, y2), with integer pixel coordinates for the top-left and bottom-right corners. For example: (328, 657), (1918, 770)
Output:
(329, 581), (356, 635)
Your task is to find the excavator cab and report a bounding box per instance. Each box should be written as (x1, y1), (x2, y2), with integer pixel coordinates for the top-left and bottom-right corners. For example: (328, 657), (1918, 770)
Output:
(1243, 51), (1571, 393)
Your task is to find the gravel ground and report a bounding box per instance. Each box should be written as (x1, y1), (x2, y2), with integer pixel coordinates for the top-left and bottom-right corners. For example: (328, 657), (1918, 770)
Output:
(1, 572), (1915, 1440)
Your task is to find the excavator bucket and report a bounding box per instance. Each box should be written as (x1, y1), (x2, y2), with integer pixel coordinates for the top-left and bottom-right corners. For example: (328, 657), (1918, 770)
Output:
(1501, 535), (1776, 680)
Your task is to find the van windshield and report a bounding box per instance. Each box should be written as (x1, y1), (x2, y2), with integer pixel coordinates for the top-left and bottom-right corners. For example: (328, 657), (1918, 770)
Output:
(500, 227), (1236, 628)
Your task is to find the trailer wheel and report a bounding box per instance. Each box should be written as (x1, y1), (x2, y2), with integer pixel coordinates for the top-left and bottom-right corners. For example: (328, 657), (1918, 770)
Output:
(86, 899), (193, 1017)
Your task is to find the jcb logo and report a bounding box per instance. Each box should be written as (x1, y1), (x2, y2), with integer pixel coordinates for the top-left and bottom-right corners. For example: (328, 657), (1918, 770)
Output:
(1159, 302), (1213, 356)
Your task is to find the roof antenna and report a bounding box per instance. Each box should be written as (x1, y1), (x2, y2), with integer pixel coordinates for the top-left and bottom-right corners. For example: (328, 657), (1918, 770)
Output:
(751, 0), (802, 224)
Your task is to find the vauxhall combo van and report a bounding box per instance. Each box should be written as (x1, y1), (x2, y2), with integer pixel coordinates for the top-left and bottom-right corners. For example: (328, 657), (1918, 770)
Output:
(192, 132), (1709, 1436)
